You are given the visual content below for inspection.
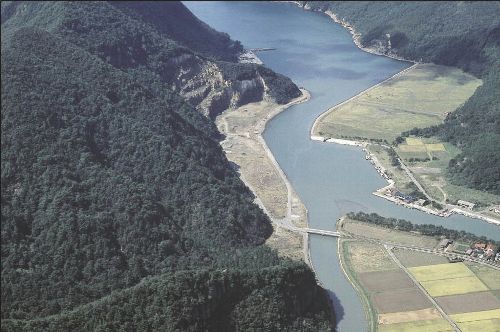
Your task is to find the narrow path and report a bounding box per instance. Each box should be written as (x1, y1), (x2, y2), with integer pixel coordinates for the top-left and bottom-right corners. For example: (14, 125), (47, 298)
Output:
(397, 157), (435, 203)
(384, 245), (462, 332)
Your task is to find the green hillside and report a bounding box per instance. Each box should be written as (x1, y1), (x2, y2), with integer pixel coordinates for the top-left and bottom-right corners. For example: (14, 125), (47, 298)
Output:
(1, 2), (332, 330)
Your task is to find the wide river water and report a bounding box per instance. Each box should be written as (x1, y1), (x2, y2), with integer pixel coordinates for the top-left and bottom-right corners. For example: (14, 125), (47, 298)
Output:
(185, 2), (500, 330)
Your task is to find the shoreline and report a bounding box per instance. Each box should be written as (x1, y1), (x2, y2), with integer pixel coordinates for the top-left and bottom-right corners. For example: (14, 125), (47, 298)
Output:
(216, 87), (313, 262)
(294, 3), (500, 227)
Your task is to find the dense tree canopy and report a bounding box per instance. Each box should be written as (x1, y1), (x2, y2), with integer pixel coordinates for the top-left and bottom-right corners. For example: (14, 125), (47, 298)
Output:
(1, 2), (332, 330)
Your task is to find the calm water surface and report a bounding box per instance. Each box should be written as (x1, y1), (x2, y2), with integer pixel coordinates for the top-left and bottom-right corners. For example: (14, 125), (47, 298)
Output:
(185, 2), (500, 331)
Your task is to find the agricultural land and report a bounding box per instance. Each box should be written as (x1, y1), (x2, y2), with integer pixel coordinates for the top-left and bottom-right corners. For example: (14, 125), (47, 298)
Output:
(338, 216), (500, 332)
(313, 63), (499, 219)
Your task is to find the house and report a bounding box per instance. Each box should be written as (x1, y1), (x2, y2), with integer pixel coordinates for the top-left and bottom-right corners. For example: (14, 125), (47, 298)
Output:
(474, 243), (487, 250)
(457, 200), (475, 210)
(394, 191), (416, 203)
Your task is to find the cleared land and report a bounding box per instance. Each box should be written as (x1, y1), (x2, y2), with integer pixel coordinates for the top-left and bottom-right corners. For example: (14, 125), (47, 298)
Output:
(436, 292), (500, 314)
(378, 308), (441, 325)
(314, 63), (481, 142)
(378, 318), (453, 332)
(394, 249), (448, 267)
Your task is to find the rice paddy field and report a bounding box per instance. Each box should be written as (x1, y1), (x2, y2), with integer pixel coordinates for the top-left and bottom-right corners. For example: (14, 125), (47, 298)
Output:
(314, 63), (481, 142)
(339, 220), (500, 332)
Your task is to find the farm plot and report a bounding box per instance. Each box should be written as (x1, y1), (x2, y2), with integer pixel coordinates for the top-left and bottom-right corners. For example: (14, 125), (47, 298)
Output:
(378, 308), (441, 325)
(314, 63), (481, 142)
(342, 219), (438, 248)
(344, 241), (398, 273)
(393, 249), (448, 267)
(420, 276), (488, 297)
(436, 291), (500, 314)
(378, 318), (453, 332)
(373, 288), (433, 314)
(451, 309), (500, 332)
(359, 270), (414, 292)
(467, 264), (500, 290)
(408, 262), (475, 282)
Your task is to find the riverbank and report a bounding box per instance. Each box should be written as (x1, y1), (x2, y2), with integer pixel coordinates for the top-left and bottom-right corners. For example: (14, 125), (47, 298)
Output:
(216, 88), (311, 261)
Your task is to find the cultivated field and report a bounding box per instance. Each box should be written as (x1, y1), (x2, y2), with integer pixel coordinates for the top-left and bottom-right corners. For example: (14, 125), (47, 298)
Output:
(467, 264), (500, 290)
(378, 318), (453, 332)
(340, 219), (500, 332)
(342, 219), (439, 248)
(344, 241), (398, 273)
(378, 308), (441, 325)
(409, 263), (489, 297)
(451, 309), (500, 332)
(314, 63), (481, 142)
(421, 276), (489, 297)
(394, 249), (448, 267)
(408, 262), (475, 282)
(436, 292), (500, 314)
(359, 270), (414, 292)
(373, 288), (432, 314)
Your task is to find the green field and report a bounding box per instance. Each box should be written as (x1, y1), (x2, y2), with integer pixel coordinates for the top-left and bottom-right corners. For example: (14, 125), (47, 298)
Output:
(409, 263), (475, 282)
(315, 63), (481, 142)
(467, 264), (500, 290)
(421, 276), (489, 297)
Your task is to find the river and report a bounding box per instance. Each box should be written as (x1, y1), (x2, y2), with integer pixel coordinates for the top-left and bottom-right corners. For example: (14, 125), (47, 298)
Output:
(185, 2), (500, 331)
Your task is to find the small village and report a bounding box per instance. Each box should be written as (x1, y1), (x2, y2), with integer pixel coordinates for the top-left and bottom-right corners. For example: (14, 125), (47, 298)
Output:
(438, 238), (499, 263)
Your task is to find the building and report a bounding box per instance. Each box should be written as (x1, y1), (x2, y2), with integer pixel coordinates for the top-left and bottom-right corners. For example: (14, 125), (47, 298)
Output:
(438, 238), (453, 249)
(393, 190), (416, 203)
(457, 200), (475, 210)
(474, 243), (487, 250)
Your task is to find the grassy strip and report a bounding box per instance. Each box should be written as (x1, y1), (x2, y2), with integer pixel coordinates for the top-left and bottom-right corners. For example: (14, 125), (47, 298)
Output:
(339, 239), (379, 332)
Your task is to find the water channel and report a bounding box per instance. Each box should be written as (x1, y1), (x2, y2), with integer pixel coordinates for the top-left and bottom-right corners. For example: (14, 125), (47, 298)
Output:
(185, 2), (500, 330)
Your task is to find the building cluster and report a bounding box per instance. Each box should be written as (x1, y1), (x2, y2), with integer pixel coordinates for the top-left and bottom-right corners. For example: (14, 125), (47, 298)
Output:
(457, 200), (475, 211)
(465, 242), (499, 261)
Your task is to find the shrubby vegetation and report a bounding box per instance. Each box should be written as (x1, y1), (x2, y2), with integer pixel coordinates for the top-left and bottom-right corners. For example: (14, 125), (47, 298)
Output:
(1, 2), (332, 330)
(347, 212), (499, 247)
(301, 1), (500, 195)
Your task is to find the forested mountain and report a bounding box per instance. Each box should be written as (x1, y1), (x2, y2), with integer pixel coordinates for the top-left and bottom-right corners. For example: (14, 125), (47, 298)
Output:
(1, 1), (332, 330)
(300, 1), (500, 194)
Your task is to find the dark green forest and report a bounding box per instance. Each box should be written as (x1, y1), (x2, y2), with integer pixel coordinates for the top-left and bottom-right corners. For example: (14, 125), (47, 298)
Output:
(1, 2), (332, 331)
(301, 1), (500, 195)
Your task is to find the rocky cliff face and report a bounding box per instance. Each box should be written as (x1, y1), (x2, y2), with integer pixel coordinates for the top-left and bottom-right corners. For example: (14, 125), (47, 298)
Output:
(1, 1), (300, 119)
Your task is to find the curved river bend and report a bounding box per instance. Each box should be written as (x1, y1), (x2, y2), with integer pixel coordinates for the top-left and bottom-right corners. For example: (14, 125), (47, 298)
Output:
(185, 2), (500, 331)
